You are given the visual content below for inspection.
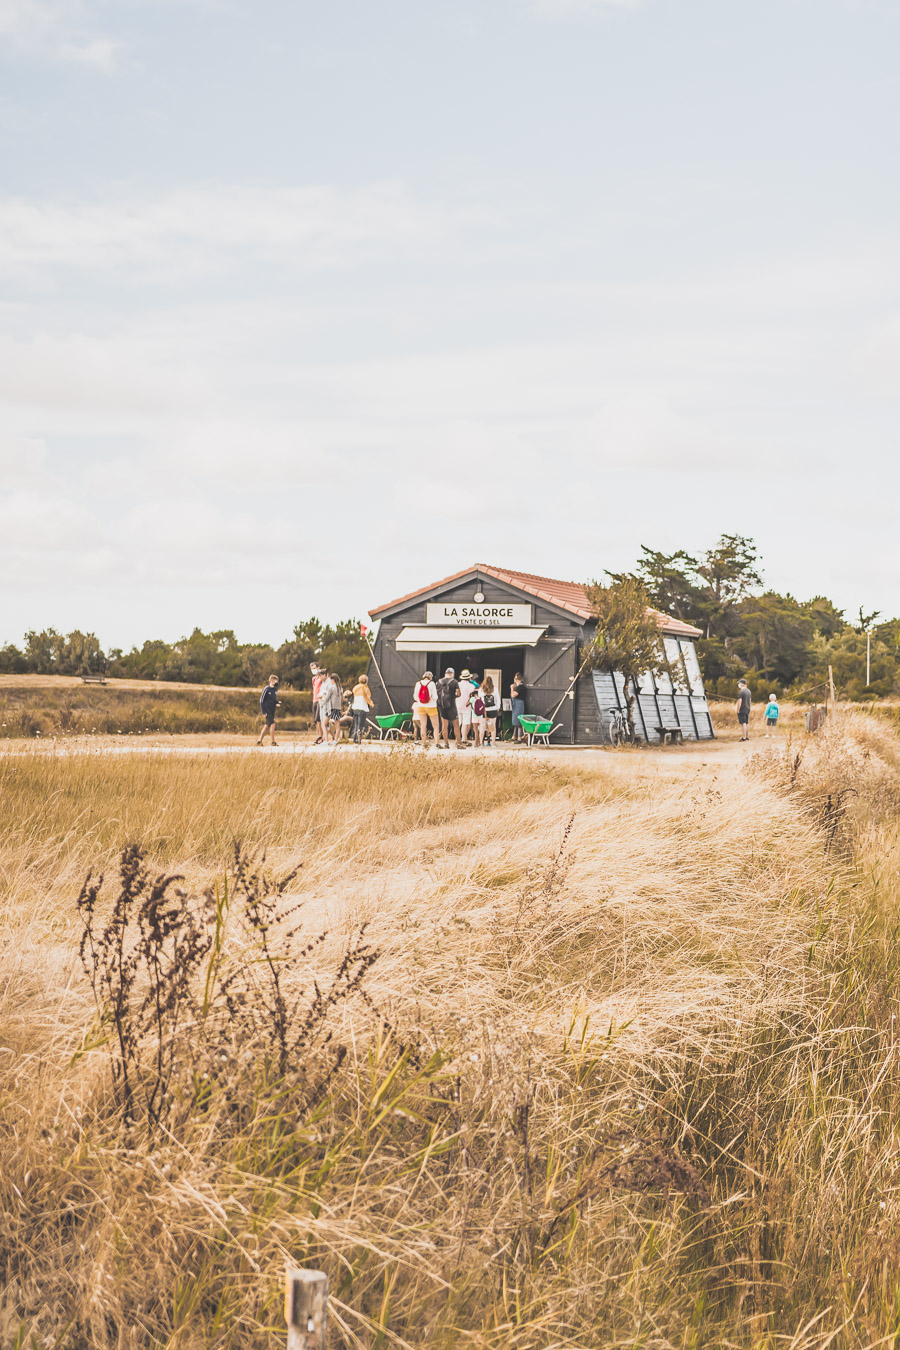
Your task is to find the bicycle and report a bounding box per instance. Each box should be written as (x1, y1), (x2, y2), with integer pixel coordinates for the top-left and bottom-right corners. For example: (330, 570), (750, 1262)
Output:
(606, 707), (636, 748)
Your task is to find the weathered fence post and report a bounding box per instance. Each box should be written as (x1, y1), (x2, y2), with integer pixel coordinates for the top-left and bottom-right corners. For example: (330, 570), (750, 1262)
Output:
(285, 1268), (327, 1349)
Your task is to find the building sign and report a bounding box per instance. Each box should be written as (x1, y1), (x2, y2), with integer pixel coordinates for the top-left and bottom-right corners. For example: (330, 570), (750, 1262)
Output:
(425, 602), (532, 628)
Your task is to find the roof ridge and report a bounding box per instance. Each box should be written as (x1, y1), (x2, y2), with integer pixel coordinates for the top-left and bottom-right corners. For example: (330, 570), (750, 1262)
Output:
(370, 564), (702, 636)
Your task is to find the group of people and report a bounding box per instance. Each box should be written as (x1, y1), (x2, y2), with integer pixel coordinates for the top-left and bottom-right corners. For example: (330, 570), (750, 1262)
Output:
(256, 666), (376, 748)
(263, 670), (783, 749)
(311, 665), (374, 746)
(736, 679), (781, 741)
(256, 664), (529, 749)
(412, 667), (526, 749)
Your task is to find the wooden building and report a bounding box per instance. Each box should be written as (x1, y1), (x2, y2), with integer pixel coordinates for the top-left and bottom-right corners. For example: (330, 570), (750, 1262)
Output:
(367, 565), (714, 745)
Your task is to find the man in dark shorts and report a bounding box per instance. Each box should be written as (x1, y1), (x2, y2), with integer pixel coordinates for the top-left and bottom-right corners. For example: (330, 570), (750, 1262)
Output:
(257, 674), (279, 746)
(736, 678), (751, 742)
(436, 667), (464, 749)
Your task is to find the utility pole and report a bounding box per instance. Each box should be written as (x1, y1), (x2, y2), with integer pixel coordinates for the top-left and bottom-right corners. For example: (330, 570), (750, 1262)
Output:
(867, 629), (871, 688)
(857, 607), (880, 692)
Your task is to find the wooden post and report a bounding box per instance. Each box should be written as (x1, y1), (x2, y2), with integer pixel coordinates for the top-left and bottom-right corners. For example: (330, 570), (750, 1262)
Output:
(286, 1269), (327, 1349)
(365, 632), (396, 714)
(828, 664), (836, 712)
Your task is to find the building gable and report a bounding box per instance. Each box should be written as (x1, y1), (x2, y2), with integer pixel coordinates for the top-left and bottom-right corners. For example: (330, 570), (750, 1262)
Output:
(370, 564), (702, 637)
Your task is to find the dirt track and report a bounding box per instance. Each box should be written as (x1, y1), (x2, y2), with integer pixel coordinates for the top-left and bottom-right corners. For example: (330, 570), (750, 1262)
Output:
(0, 732), (761, 773)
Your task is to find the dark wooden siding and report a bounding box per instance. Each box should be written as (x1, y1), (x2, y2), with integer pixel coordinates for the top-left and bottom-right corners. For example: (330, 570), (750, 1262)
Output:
(524, 635), (578, 742)
(368, 572), (715, 744)
(575, 665), (605, 743)
(367, 570), (584, 741)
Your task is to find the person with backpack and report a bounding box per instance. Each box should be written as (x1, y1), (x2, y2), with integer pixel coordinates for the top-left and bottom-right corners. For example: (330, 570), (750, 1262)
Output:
(412, 670), (439, 747)
(764, 692), (780, 738)
(470, 677), (487, 747)
(481, 675), (500, 746)
(257, 674), (279, 746)
(350, 674), (374, 744)
(436, 667), (464, 749)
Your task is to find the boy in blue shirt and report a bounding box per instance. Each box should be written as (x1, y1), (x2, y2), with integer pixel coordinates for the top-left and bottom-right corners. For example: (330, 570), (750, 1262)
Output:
(764, 694), (780, 738)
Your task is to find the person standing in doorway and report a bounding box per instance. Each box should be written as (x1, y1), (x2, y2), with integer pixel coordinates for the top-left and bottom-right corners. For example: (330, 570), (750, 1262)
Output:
(257, 675), (279, 746)
(351, 674), (374, 744)
(736, 678), (751, 741)
(436, 667), (463, 749)
(764, 692), (780, 738)
(510, 672), (525, 743)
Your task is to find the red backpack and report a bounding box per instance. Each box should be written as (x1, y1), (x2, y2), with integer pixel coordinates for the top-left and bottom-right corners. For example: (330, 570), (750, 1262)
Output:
(417, 681), (431, 704)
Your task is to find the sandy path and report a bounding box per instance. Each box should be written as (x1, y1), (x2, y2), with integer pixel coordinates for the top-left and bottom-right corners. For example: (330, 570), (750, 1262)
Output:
(0, 735), (759, 771)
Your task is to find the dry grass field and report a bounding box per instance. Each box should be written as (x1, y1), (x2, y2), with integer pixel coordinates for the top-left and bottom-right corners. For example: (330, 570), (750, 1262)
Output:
(0, 675), (313, 740)
(4, 714), (900, 1347)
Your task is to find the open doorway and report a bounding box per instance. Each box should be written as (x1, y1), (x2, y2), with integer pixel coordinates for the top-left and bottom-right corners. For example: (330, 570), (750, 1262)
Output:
(426, 645), (527, 740)
(428, 647), (525, 703)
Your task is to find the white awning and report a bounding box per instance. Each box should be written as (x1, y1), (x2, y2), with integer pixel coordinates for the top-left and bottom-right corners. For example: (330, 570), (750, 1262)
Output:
(395, 625), (547, 652)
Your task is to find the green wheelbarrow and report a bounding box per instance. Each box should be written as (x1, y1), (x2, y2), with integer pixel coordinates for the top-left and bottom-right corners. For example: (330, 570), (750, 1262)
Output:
(370, 711), (413, 742)
(519, 715), (561, 747)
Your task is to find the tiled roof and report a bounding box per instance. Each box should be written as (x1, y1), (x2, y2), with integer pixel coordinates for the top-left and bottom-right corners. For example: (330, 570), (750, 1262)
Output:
(370, 565), (702, 637)
(478, 566), (595, 619)
(647, 609), (704, 638)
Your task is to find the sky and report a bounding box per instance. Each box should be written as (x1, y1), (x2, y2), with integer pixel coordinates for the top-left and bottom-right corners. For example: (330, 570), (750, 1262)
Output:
(1, 0), (899, 649)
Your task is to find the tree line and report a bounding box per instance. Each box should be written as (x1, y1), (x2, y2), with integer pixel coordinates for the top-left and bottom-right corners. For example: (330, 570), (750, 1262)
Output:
(0, 620), (370, 690)
(2, 536), (896, 699)
(613, 533), (898, 700)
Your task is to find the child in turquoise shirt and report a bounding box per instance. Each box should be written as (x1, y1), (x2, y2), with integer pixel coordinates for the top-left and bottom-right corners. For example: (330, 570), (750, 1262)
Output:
(764, 695), (780, 737)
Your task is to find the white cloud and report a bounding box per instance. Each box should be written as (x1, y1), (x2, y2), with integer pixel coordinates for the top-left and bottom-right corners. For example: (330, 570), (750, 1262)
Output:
(0, 488), (96, 550)
(0, 183), (482, 281)
(0, 0), (118, 67)
(528, 0), (641, 17)
(0, 433), (54, 487)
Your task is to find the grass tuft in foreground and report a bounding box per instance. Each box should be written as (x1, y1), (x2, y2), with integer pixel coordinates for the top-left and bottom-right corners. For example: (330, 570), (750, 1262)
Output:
(5, 724), (900, 1345)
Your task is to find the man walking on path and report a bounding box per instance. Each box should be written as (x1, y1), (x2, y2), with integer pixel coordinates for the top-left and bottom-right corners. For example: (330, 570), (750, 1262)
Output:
(736, 678), (751, 742)
(258, 675), (279, 746)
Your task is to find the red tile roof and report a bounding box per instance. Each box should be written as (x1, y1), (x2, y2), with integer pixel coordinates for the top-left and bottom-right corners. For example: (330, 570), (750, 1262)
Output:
(370, 565), (702, 637)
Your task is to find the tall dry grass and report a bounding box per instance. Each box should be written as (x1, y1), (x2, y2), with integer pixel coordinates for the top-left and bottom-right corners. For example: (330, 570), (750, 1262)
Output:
(0, 680), (313, 739)
(4, 721), (900, 1346)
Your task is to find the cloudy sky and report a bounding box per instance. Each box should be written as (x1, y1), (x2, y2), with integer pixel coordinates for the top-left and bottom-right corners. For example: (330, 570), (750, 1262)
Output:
(2, 0), (899, 649)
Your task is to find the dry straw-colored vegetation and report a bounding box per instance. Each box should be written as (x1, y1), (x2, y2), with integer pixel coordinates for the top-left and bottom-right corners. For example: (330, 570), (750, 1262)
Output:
(4, 721), (900, 1347)
(0, 677), (312, 739)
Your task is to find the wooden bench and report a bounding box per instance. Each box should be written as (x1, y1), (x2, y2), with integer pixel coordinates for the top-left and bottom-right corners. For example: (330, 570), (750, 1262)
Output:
(655, 725), (684, 745)
(81, 674), (107, 685)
